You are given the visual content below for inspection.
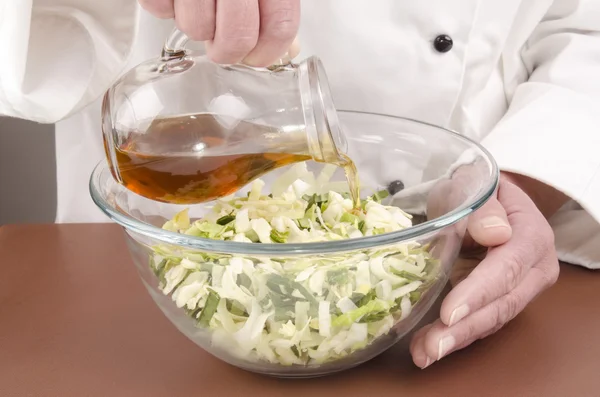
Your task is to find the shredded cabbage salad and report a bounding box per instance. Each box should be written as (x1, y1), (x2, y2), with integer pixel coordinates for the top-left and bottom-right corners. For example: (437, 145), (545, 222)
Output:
(149, 163), (439, 366)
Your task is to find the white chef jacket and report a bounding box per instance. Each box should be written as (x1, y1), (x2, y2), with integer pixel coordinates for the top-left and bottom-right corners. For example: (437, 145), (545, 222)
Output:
(1, 0), (600, 268)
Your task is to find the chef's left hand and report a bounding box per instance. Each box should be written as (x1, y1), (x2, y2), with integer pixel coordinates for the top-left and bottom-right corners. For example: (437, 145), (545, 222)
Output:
(410, 173), (562, 368)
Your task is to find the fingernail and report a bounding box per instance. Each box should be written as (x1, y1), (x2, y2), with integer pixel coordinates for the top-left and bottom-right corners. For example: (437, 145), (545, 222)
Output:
(241, 57), (265, 67)
(288, 36), (301, 58)
(480, 216), (510, 229)
(421, 356), (433, 369)
(449, 304), (470, 326)
(437, 336), (456, 360)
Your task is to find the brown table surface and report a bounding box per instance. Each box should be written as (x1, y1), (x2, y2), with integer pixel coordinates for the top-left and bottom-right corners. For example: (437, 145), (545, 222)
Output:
(1, 224), (599, 397)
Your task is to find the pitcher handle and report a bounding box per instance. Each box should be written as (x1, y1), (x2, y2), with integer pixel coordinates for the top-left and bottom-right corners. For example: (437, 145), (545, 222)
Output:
(162, 28), (189, 61)
(161, 27), (300, 68)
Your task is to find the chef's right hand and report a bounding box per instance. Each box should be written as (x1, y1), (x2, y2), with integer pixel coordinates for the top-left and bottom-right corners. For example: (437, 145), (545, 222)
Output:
(139, 0), (301, 67)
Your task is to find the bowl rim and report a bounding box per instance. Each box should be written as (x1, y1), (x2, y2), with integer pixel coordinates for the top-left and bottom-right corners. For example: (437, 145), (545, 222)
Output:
(90, 110), (499, 254)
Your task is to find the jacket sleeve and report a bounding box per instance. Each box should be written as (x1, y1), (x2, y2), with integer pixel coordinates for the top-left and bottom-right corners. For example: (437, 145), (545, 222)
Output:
(481, 0), (600, 222)
(0, 0), (139, 123)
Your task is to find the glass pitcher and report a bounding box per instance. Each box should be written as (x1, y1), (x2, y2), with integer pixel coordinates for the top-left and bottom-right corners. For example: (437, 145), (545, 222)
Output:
(101, 28), (348, 204)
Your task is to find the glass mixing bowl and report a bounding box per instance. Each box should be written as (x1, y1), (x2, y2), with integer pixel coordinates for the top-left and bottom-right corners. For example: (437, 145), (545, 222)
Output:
(90, 111), (498, 377)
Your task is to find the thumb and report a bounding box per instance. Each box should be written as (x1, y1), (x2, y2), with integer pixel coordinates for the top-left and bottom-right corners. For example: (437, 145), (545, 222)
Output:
(467, 196), (512, 247)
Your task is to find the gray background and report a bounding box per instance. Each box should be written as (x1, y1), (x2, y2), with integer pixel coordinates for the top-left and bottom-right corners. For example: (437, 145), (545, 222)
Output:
(0, 117), (57, 224)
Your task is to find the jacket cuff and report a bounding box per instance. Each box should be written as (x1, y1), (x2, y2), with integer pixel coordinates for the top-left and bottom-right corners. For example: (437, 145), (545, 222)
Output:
(481, 82), (600, 222)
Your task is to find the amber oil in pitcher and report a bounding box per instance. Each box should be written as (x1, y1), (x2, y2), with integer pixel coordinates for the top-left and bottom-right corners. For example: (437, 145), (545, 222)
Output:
(105, 113), (360, 207)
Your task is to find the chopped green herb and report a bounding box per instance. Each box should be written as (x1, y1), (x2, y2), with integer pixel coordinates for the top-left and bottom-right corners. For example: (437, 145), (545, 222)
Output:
(197, 291), (220, 327)
(291, 345), (300, 357)
(216, 214), (236, 225)
(340, 212), (358, 224)
(372, 189), (390, 203)
(392, 270), (423, 282)
(358, 220), (366, 233)
(270, 229), (289, 243)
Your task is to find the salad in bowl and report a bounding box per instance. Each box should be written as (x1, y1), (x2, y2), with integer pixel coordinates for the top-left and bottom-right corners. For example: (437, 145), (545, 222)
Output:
(91, 111), (498, 377)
